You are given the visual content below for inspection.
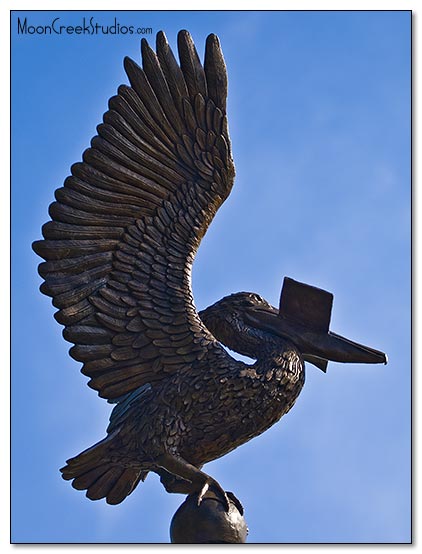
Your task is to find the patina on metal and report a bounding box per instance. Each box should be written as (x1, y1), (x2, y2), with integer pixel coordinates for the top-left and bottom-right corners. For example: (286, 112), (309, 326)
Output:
(32, 30), (387, 539)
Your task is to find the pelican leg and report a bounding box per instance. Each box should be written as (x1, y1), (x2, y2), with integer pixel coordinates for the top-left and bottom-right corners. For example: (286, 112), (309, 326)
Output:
(157, 467), (197, 494)
(156, 452), (230, 510)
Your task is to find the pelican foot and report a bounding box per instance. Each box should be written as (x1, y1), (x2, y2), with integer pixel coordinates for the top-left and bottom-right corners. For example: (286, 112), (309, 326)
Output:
(227, 491), (244, 515)
(197, 477), (230, 511)
(156, 452), (230, 511)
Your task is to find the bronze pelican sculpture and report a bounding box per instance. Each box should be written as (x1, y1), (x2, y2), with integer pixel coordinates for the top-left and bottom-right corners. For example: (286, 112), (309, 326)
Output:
(32, 30), (387, 509)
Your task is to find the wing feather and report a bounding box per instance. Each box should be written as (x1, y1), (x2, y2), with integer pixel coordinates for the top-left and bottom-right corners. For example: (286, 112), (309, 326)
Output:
(156, 31), (189, 117)
(178, 30), (208, 100)
(204, 34), (228, 112)
(140, 38), (186, 135)
(33, 30), (236, 400)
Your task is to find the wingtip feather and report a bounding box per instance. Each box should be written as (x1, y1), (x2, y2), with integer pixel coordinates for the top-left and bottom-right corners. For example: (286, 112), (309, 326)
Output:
(156, 30), (168, 49)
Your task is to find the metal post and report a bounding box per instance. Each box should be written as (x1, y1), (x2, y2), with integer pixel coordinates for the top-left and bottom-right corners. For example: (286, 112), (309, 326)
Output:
(170, 490), (248, 543)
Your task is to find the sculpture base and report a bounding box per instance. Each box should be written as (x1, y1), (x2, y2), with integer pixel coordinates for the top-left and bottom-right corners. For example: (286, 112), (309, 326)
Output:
(170, 490), (248, 543)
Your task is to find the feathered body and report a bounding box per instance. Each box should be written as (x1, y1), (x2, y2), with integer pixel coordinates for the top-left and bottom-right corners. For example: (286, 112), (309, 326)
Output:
(106, 338), (304, 468)
(61, 304), (306, 504)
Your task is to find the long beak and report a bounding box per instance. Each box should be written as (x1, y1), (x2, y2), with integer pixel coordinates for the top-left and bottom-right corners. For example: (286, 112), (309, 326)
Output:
(304, 330), (387, 365)
(244, 307), (387, 371)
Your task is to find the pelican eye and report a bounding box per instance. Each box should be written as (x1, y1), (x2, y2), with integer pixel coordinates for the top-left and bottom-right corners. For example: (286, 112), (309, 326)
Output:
(243, 294), (264, 306)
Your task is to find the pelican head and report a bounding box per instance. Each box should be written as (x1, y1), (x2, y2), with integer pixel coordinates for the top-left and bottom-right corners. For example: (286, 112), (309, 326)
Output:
(199, 289), (387, 370)
(199, 292), (279, 360)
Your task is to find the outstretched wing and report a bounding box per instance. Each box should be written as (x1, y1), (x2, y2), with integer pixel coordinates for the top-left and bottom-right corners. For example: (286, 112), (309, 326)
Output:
(33, 30), (236, 400)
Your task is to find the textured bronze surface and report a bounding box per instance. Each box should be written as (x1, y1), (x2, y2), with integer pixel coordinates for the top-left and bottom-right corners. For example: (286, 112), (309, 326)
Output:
(32, 30), (387, 514)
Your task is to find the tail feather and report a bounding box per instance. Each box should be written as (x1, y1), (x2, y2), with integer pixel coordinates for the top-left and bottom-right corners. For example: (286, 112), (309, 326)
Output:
(86, 466), (127, 501)
(107, 468), (146, 505)
(71, 465), (110, 490)
(60, 434), (148, 504)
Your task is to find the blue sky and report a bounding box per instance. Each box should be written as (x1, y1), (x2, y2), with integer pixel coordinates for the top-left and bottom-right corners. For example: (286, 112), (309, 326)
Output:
(11, 10), (410, 543)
